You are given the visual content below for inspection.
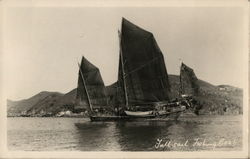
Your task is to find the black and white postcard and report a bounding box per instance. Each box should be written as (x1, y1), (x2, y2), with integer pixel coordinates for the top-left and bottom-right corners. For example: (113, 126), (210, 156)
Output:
(0, 0), (249, 158)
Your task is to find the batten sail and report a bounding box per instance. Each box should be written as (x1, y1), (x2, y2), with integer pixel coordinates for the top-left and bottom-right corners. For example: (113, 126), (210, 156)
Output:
(75, 56), (108, 111)
(117, 18), (171, 106)
(180, 63), (200, 96)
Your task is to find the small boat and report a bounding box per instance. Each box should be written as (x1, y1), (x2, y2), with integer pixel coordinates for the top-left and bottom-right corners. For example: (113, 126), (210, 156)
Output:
(124, 110), (153, 117)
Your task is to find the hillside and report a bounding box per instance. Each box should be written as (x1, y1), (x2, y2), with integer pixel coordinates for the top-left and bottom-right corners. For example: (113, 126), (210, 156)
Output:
(7, 91), (64, 116)
(9, 89), (77, 116)
(7, 75), (243, 116)
(105, 75), (242, 115)
(168, 75), (242, 115)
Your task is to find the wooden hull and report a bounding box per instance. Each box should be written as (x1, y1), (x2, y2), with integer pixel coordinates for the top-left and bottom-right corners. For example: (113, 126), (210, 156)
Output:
(124, 110), (153, 116)
(90, 110), (183, 122)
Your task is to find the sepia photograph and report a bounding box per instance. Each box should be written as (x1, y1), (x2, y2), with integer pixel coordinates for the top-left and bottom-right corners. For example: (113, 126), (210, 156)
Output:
(0, 0), (248, 158)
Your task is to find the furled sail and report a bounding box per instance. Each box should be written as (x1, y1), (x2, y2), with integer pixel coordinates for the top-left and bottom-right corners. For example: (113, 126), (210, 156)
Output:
(117, 18), (171, 106)
(75, 56), (108, 111)
(180, 63), (200, 96)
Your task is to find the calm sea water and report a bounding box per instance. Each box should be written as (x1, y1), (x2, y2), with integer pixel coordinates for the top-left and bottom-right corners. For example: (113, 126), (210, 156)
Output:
(7, 115), (242, 151)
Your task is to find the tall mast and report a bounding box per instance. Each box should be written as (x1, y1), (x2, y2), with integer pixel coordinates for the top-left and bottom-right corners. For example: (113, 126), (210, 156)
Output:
(179, 59), (183, 96)
(118, 29), (129, 107)
(78, 62), (93, 112)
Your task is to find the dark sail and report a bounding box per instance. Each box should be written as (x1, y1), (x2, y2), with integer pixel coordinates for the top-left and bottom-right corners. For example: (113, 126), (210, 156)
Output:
(180, 63), (200, 96)
(75, 56), (108, 111)
(117, 18), (171, 106)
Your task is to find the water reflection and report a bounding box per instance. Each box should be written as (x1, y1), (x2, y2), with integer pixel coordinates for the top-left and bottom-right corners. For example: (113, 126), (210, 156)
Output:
(75, 122), (121, 151)
(75, 121), (180, 151)
(74, 120), (214, 151)
(114, 121), (175, 151)
(7, 116), (241, 151)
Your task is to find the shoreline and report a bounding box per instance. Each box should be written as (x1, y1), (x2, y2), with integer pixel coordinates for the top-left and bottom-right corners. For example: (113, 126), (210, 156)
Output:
(6, 114), (243, 118)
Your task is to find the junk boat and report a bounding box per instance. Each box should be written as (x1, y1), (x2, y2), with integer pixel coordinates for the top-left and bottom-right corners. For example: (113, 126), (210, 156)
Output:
(75, 18), (197, 122)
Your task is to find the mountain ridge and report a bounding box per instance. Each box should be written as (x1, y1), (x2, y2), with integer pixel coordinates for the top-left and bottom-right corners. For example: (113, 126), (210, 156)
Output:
(7, 74), (243, 116)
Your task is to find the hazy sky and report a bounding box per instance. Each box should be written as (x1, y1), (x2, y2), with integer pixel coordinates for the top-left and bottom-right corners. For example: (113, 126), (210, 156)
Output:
(2, 6), (247, 100)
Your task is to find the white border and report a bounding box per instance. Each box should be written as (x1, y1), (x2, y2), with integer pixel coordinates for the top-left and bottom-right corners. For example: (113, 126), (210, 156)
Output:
(0, 0), (248, 158)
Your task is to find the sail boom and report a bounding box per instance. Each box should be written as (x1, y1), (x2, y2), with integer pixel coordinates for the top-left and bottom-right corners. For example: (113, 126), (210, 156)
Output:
(124, 56), (161, 77)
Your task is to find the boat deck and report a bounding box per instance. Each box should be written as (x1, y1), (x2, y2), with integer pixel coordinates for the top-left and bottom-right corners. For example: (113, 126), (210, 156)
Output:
(90, 110), (184, 122)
